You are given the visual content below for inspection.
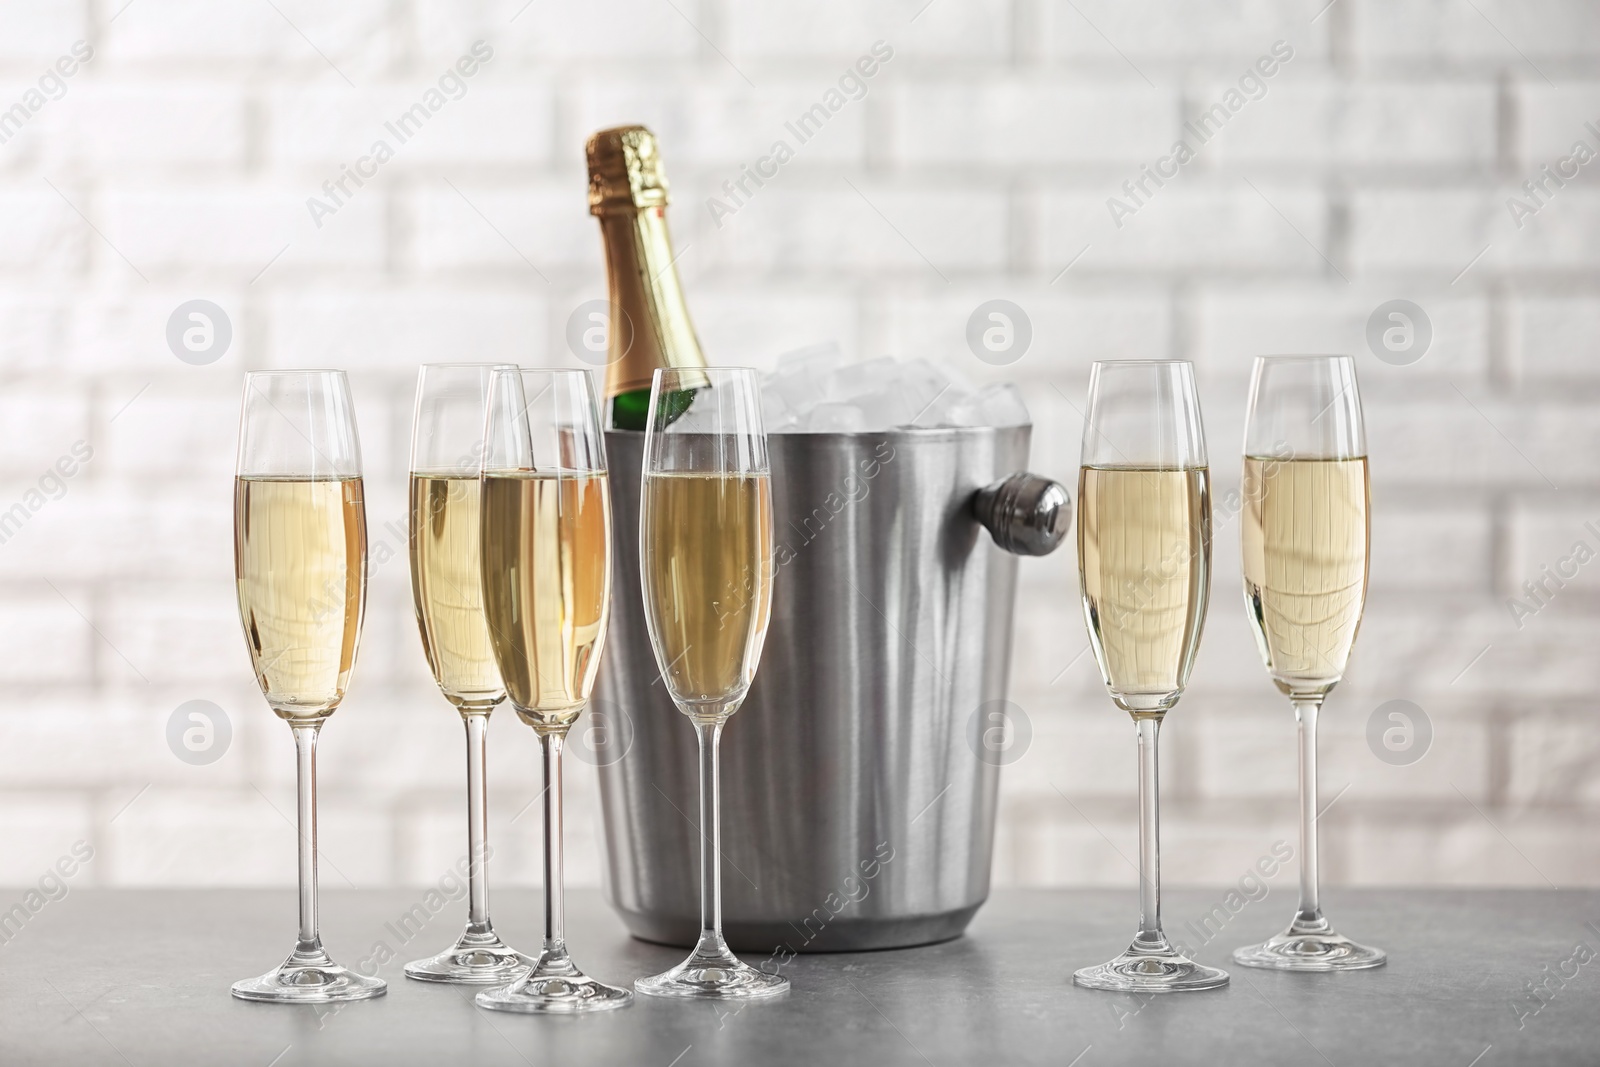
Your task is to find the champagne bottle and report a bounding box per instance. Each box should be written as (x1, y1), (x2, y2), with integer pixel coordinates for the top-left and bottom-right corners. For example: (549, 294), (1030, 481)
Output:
(586, 125), (709, 431)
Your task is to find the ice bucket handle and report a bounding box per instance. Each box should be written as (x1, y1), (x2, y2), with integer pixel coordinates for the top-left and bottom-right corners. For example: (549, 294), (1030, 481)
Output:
(971, 472), (1072, 556)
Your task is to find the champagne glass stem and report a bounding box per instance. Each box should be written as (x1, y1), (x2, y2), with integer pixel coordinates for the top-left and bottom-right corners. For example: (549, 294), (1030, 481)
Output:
(1293, 698), (1324, 927)
(694, 718), (726, 954)
(464, 711), (491, 935)
(1135, 715), (1163, 947)
(292, 722), (322, 955)
(539, 730), (567, 957)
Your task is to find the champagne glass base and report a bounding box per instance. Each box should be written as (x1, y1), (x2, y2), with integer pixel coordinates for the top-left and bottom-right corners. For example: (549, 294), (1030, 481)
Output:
(636, 952), (789, 1001)
(1233, 927), (1386, 972)
(232, 948), (387, 1003)
(404, 929), (535, 984)
(1074, 946), (1229, 993)
(475, 953), (632, 1014)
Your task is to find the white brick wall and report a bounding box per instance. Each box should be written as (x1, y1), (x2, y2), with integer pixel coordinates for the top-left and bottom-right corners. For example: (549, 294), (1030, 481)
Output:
(0, 0), (1595, 894)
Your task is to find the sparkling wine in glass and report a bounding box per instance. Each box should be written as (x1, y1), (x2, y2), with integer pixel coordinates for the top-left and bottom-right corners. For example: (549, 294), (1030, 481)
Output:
(1232, 355), (1384, 972)
(473, 368), (631, 1014)
(231, 370), (385, 1003)
(634, 366), (786, 1001)
(403, 363), (535, 985)
(1073, 360), (1227, 994)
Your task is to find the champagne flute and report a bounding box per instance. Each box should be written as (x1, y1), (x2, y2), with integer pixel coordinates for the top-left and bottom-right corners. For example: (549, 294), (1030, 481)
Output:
(404, 363), (534, 984)
(634, 366), (786, 1001)
(1232, 355), (1384, 971)
(473, 368), (631, 1014)
(231, 370), (385, 1003)
(1073, 360), (1227, 993)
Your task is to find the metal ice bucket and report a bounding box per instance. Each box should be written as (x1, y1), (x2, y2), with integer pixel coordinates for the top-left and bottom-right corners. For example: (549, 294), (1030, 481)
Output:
(593, 427), (1069, 952)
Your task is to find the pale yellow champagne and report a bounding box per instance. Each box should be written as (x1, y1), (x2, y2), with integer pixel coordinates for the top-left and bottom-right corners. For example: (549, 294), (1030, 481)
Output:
(409, 474), (504, 710)
(479, 471), (611, 731)
(234, 476), (366, 721)
(1241, 456), (1369, 697)
(642, 472), (773, 715)
(1078, 466), (1210, 713)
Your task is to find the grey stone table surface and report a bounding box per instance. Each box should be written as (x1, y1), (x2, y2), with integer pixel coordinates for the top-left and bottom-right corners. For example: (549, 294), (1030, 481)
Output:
(0, 887), (1595, 1066)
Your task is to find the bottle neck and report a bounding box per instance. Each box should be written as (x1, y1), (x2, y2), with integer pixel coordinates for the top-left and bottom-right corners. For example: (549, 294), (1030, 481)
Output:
(597, 206), (706, 407)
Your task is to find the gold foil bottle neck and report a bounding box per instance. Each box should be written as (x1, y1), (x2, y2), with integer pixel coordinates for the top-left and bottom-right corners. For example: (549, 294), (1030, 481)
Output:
(586, 124), (708, 412)
(587, 125), (670, 215)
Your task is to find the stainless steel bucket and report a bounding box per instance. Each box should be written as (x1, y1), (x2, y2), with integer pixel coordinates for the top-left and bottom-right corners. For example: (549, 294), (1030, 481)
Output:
(593, 427), (1069, 952)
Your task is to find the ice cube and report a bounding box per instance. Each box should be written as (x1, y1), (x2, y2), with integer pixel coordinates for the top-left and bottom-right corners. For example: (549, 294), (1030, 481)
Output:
(821, 356), (894, 409)
(761, 388), (797, 432)
(880, 362), (947, 425)
(764, 370), (821, 417)
(942, 396), (988, 427)
(804, 402), (867, 433)
(760, 350), (1023, 433)
(899, 359), (952, 407)
(845, 393), (906, 432)
(977, 382), (1031, 427)
(910, 387), (968, 428)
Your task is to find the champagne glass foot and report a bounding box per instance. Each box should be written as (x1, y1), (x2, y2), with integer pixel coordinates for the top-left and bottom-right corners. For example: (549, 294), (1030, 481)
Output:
(475, 953), (631, 1014)
(1074, 944), (1228, 993)
(636, 950), (789, 1001)
(232, 947), (387, 1003)
(404, 929), (535, 984)
(1233, 926), (1386, 972)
